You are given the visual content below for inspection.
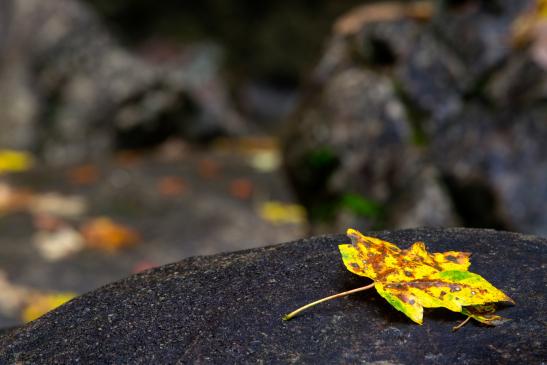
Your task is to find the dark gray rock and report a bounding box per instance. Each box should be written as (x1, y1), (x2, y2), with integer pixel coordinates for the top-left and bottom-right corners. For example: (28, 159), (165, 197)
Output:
(0, 228), (545, 364)
(282, 2), (547, 235)
(431, 104), (547, 232)
(0, 0), (245, 164)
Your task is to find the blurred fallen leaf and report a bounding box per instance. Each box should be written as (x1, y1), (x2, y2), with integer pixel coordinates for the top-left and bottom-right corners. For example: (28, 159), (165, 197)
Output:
(213, 137), (281, 172)
(21, 292), (76, 323)
(115, 150), (143, 168)
(0, 272), (76, 323)
(132, 260), (158, 274)
(512, 0), (547, 68)
(30, 193), (87, 218)
(0, 184), (87, 218)
(157, 176), (187, 197)
(334, 1), (432, 35)
(0, 271), (30, 316)
(0, 183), (33, 213)
(0, 150), (34, 174)
(156, 138), (189, 161)
(512, 0), (547, 45)
(258, 201), (307, 225)
(32, 213), (66, 231)
(213, 136), (279, 153)
(67, 164), (100, 185)
(33, 227), (85, 261)
(81, 217), (140, 252)
(229, 178), (254, 200)
(198, 158), (221, 179)
(249, 150), (281, 172)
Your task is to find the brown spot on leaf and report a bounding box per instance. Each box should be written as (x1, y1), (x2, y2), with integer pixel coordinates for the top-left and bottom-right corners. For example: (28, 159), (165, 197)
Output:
(446, 255), (458, 262)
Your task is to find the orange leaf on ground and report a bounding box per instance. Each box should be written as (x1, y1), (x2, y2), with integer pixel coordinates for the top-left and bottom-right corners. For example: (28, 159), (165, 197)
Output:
(132, 260), (158, 274)
(229, 178), (254, 200)
(80, 217), (140, 252)
(115, 151), (143, 168)
(0, 183), (33, 213)
(67, 164), (100, 185)
(157, 176), (187, 197)
(198, 158), (221, 179)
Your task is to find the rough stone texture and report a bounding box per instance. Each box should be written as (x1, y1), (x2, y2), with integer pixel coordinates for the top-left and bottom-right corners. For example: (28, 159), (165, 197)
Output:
(282, 0), (547, 235)
(0, 228), (545, 364)
(0, 0), (245, 164)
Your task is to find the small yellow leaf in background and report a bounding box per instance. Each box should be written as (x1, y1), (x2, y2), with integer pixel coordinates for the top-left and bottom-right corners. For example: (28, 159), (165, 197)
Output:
(259, 201), (307, 225)
(81, 217), (140, 252)
(21, 292), (76, 323)
(0, 150), (33, 174)
(249, 150), (281, 172)
(33, 227), (85, 261)
(30, 193), (87, 218)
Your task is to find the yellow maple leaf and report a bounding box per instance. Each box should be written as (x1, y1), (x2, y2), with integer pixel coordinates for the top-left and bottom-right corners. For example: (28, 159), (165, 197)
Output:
(284, 229), (514, 329)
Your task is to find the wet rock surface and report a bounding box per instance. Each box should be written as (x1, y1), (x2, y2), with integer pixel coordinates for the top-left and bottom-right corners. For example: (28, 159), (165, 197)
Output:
(283, 0), (547, 235)
(0, 228), (545, 364)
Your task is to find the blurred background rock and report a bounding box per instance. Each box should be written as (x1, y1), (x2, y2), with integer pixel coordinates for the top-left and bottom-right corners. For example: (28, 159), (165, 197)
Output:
(0, 0), (545, 327)
(284, 0), (547, 235)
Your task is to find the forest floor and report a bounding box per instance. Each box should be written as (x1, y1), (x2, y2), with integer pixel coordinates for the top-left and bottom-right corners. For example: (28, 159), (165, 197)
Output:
(0, 137), (305, 328)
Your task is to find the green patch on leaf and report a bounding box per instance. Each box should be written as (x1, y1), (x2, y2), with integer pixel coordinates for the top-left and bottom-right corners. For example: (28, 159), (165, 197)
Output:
(379, 291), (406, 314)
(439, 270), (475, 282)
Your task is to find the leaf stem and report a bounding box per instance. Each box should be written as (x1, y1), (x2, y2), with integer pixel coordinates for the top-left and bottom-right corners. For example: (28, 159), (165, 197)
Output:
(283, 283), (375, 321)
(452, 316), (471, 331)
